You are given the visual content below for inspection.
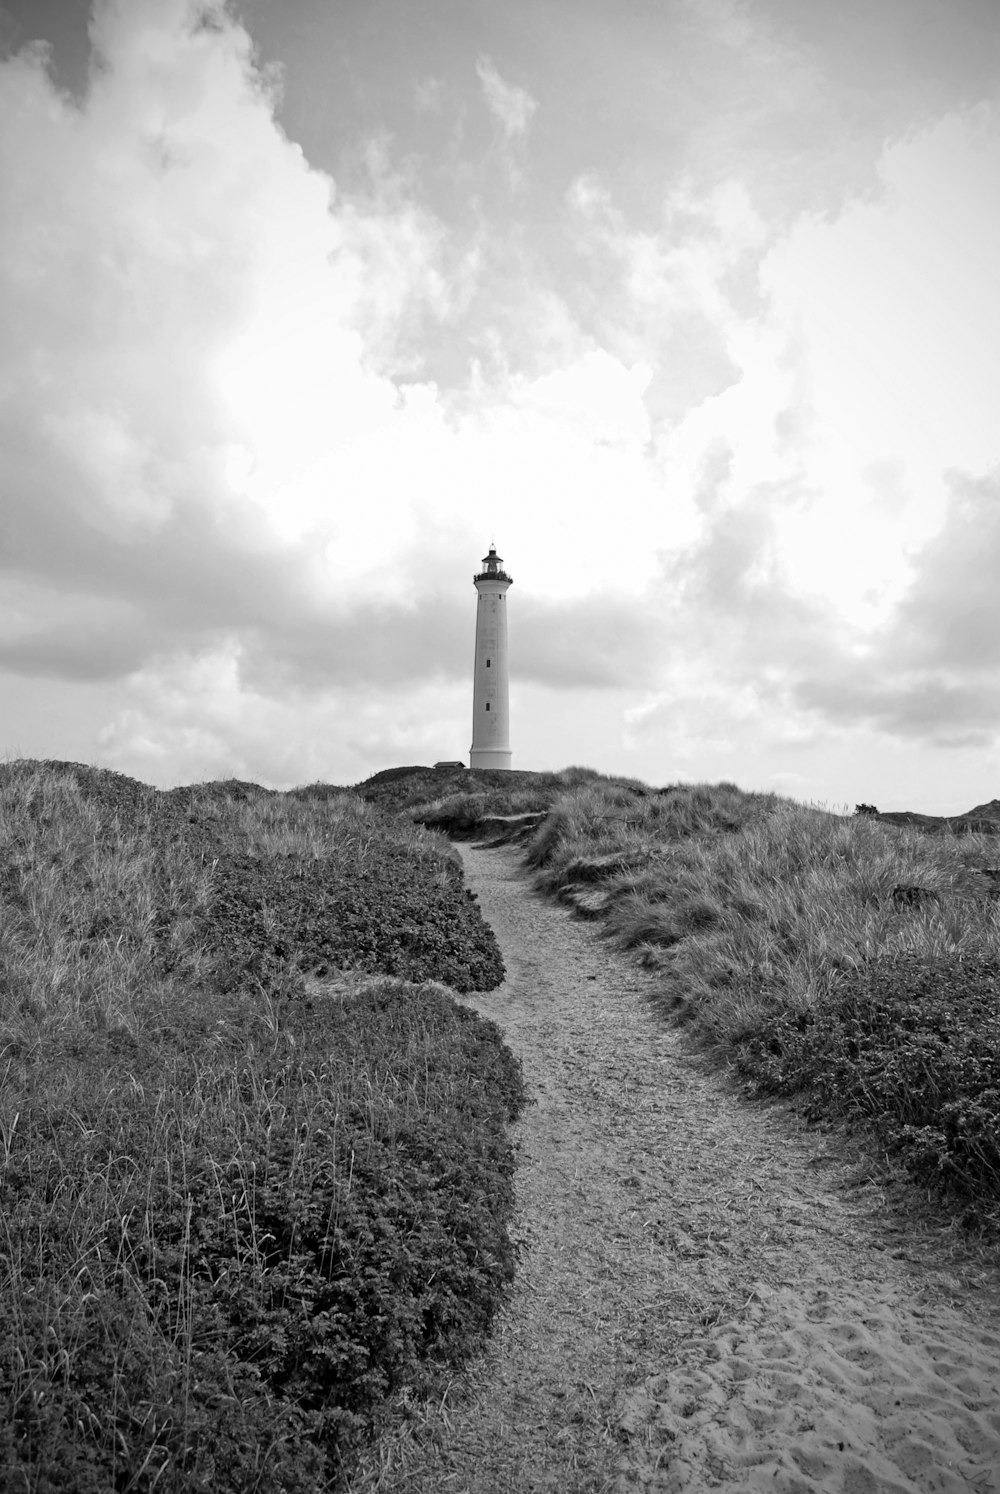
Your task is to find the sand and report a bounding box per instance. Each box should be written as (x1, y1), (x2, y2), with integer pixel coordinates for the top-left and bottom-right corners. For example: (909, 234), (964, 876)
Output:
(347, 842), (1000, 1494)
(619, 1280), (1000, 1491)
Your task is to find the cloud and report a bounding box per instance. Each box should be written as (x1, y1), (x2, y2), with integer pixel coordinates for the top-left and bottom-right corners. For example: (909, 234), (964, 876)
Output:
(796, 675), (999, 751)
(472, 54), (538, 191)
(96, 640), (475, 787)
(0, 3), (461, 667)
(511, 349), (652, 446)
(475, 55), (537, 141)
(640, 451), (1000, 755)
(784, 467), (1000, 747)
(3, 0), (998, 795)
(413, 75), (444, 113)
(613, 103), (1000, 766)
(0, 578), (150, 681)
(0, 3), (666, 665)
(889, 470), (1000, 673)
(517, 592), (665, 690)
(565, 174), (765, 423)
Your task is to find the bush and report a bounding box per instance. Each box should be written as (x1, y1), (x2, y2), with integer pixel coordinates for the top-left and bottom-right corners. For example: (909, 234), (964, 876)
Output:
(201, 844), (504, 995)
(0, 763), (506, 1037)
(752, 953), (1000, 1220)
(0, 762), (525, 1488)
(0, 980), (526, 1489)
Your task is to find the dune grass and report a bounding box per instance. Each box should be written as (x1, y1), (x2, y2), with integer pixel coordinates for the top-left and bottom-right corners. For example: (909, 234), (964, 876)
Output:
(0, 763), (524, 1492)
(397, 764), (637, 837)
(7, 757), (999, 1485)
(527, 778), (1000, 1224)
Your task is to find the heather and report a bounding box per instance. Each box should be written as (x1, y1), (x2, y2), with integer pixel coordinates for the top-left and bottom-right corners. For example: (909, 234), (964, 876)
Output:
(526, 778), (1000, 1225)
(0, 760), (523, 1491)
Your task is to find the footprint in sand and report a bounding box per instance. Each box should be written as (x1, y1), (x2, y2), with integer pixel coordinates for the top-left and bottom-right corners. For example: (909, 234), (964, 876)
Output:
(616, 1280), (1000, 1492)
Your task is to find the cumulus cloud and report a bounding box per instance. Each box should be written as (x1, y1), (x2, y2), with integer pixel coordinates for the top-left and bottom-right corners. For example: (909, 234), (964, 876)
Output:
(2, 5), (344, 589)
(794, 672), (999, 751)
(3, 0), (998, 795)
(95, 582), (666, 787)
(889, 470), (1000, 673)
(0, 1), (481, 779)
(516, 591), (665, 690)
(97, 642), (475, 788)
(614, 104), (1000, 772)
(783, 468), (1000, 747)
(565, 174), (766, 424)
(634, 451), (1000, 758)
(0, 5), (670, 710)
(0, 45), (379, 591)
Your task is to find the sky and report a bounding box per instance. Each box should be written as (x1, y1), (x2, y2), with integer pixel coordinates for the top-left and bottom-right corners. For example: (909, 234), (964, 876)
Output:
(1, 0), (999, 809)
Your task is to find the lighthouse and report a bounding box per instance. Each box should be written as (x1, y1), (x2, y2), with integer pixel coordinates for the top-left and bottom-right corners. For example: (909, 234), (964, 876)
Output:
(470, 544), (512, 770)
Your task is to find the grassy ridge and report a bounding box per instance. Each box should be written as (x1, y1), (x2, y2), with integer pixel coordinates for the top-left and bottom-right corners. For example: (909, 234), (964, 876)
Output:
(359, 763), (607, 834)
(0, 762), (524, 1491)
(522, 777), (1000, 1226)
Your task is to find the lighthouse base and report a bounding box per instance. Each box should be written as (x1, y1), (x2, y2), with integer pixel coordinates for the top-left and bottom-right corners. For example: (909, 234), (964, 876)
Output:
(470, 749), (512, 770)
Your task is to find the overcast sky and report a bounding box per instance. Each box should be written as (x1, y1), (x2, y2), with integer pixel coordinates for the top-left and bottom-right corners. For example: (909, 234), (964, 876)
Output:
(1, 0), (999, 809)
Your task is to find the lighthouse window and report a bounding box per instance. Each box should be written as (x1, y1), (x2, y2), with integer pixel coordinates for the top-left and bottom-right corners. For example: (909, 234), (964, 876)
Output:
(485, 702), (490, 711)
(486, 658), (491, 667)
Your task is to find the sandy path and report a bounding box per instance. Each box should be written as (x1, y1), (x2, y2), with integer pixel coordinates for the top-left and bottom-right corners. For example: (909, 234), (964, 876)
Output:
(348, 843), (1000, 1493)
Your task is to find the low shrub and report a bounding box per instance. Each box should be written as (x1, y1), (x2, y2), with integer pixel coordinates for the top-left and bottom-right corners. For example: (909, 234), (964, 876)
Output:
(412, 791), (491, 835)
(201, 843), (503, 995)
(0, 762), (524, 1488)
(0, 763), (505, 1035)
(752, 953), (1000, 1222)
(0, 979), (526, 1490)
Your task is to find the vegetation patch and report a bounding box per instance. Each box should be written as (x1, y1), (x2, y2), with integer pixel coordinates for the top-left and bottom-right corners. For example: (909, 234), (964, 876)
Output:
(358, 763), (612, 837)
(0, 761), (523, 1490)
(202, 844), (502, 995)
(753, 953), (1000, 1221)
(524, 778), (1000, 1227)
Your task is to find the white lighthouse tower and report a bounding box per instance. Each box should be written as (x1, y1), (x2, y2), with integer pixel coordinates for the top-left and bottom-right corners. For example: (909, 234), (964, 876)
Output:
(470, 544), (512, 770)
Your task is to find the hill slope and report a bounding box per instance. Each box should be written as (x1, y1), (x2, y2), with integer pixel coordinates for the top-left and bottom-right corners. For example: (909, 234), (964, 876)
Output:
(0, 759), (524, 1491)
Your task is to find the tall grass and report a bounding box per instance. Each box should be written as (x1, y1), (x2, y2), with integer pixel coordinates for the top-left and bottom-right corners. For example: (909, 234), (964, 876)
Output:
(528, 780), (1000, 1015)
(0, 766), (205, 1041)
(527, 779), (1000, 1221)
(407, 765), (642, 837)
(0, 763), (524, 1491)
(175, 781), (438, 866)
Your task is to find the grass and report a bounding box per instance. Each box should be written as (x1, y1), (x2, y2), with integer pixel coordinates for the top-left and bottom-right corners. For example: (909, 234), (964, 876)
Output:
(525, 777), (1000, 1226)
(358, 764), (610, 833)
(0, 761), (525, 1492)
(7, 755), (1000, 1486)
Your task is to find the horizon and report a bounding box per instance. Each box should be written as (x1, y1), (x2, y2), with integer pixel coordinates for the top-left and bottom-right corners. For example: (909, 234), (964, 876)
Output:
(1, 0), (999, 813)
(6, 751), (1000, 825)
